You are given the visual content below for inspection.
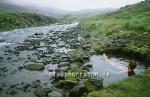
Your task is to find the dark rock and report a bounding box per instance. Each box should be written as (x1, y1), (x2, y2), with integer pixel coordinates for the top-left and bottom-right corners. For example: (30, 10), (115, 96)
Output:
(61, 55), (70, 62)
(54, 80), (78, 89)
(89, 77), (103, 88)
(69, 83), (86, 97)
(82, 63), (92, 71)
(82, 44), (91, 50)
(33, 87), (50, 97)
(0, 39), (5, 43)
(83, 63), (92, 68)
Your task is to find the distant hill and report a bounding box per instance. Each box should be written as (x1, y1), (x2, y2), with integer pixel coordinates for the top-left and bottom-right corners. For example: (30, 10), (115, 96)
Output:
(0, 3), (29, 13)
(81, 0), (150, 62)
(67, 8), (118, 18)
(0, 2), (67, 17)
(0, 13), (57, 31)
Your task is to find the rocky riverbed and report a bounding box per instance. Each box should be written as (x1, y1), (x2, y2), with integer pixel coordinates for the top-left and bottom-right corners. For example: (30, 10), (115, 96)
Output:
(0, 23), (145, 97)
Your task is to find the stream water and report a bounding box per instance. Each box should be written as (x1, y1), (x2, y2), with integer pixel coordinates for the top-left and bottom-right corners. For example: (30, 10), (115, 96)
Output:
(0, 23), (145, 97)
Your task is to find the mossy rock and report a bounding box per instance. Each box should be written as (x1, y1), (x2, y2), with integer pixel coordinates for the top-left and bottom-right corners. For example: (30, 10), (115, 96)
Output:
(24, 63), (44, 70)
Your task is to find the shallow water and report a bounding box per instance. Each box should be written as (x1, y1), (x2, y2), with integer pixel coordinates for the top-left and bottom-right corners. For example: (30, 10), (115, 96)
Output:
(89, 55), (145, 86)
(0, 23), (80, 97)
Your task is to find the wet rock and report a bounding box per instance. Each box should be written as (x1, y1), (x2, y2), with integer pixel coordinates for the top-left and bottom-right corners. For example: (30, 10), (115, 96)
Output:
(0, 57), (3, 61)
(34, 33), (43, 36)
(69, 83), (86, 97)
(18, 65), (24, 71)
(0, 39), (5, 43)
(58, 62), (69, 68)
(33, 87), (50, 97)
(82, 44), (91, 50)
(70, 64), (78, 70)
(83, 63), (92, 71)
(6, 57), (11, 60)
(22, 84), (31, 92)
(89, 77), (103, 88)
(0, 87), (2, 91)
(70, 56), (83, 63)
(48, 91), (63, 97)
(59, 66), (69, 72)
(61, 56), (70, 62)
(24, 63), (44, 70)
(10, 90), (17, 95)
(0, 67), (9, 72)
(54, 80), (78, 89)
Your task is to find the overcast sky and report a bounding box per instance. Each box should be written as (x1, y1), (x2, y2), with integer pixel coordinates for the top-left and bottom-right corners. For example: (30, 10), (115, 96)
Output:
(1, 0), (144, 11)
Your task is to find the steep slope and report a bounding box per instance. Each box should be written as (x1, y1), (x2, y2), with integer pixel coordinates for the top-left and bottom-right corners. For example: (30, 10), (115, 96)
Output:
(0, 13), (57, 31)
(81, 0), (150, 63)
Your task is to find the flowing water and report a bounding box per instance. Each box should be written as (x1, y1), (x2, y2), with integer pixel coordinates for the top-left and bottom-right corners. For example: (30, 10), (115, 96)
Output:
(0, 23), (145, 97)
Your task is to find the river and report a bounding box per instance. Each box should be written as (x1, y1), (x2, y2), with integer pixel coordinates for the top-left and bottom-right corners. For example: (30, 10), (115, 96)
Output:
(0, 23), (145, 97)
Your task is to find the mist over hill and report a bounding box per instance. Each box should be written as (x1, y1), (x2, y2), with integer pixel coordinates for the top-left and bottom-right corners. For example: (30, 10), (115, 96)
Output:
(0, 1), (117, 18)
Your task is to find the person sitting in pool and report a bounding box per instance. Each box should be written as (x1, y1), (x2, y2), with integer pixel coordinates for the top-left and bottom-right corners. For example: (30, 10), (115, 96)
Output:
(102, 53), (108, 60)
(128, 60), (137, 76)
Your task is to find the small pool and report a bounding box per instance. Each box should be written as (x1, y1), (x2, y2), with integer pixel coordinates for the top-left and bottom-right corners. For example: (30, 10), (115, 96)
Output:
(88, 55), (145, 86)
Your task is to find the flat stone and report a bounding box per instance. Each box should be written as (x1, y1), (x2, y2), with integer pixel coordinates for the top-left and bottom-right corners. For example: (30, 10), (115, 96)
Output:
(24, 63), (44, 70)
(48, 91), (63, 97)
(33, 87), (50, 97)
(59, 66), (69, 72)
(58, 62), (69, 68)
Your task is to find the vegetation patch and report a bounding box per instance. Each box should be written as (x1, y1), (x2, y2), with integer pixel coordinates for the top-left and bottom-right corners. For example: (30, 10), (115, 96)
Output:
(0, 13), (57, 31)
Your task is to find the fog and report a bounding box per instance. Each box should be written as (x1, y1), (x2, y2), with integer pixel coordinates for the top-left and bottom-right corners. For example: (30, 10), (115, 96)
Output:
(1, 0), (144, 11)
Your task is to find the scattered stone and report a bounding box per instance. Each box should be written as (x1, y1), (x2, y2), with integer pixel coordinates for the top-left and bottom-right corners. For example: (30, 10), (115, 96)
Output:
(48, 91), (63, 97)
(59, 66), (69, 72)
(0, 39), (5, 43)
(89, 77), (103, 88)
(33, 87), (50, 97)
(58, 62), (69, 68)
(54, 80), (78, 88)
(24, 63), (44, 70)
(69, 83), (86, 97)
(10, 90), (17, 95)
(82, 63), (92, 71)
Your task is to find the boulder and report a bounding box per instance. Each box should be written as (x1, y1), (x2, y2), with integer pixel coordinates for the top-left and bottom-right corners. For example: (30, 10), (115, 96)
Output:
(90, 77), (103, 88)
(82, 63), (92, 71)
(70, 64), (78, 70)
(33, 87), (50, 97)
(69, 83), (86, 97)
(59, 66), (69, 72)
(54, 80), (78, 89)
(48, 91), (63, 97)
(83, 63), (92, 68)
(58, 62), (69, 68)
(82, 44), (91, 50)
(61, 56), (70, 62)
(24, 63), (44, 70)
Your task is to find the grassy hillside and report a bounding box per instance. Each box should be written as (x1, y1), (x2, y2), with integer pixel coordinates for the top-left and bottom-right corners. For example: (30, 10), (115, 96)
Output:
(0, 13), (57, 31)
(87, 67), (150, 97)
(81, 0), (150, 63)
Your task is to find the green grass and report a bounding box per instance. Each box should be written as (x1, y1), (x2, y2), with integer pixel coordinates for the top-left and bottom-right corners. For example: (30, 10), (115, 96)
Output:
(87, 67), (150, 97)
(81, 1), (150, 97)
(0, 13), (57, 31)
(80, 0), (150, 60)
